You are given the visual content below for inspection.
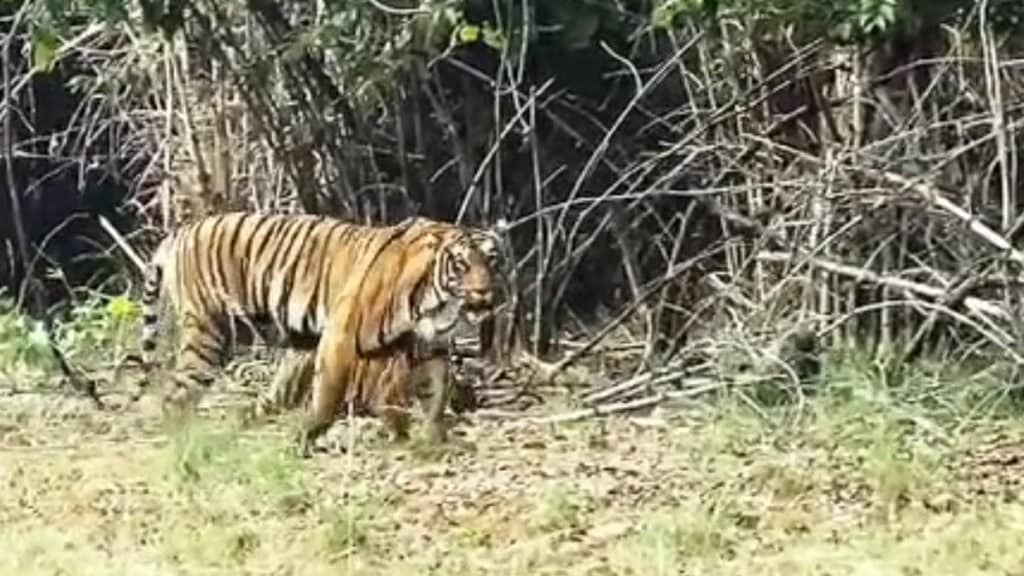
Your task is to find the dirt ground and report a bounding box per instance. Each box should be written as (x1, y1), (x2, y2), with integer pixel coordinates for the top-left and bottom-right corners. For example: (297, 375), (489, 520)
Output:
(3, 366), (1024, 575)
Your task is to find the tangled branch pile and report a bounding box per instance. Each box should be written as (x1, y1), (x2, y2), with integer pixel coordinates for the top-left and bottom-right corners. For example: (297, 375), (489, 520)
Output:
(4, 0), (1024, 406)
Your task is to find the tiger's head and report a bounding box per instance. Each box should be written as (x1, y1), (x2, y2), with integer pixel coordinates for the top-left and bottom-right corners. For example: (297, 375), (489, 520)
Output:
(435, 226), (500, 325)
(367, 217), (505, 350)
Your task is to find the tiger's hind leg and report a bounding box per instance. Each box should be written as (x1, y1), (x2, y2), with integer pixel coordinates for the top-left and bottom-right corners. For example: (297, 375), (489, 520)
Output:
(161, 316), (226, 418)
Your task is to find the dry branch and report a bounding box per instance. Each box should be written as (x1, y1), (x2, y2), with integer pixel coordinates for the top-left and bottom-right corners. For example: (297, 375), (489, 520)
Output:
(534, 394), (664, 425)
(580, 362), (686, 406)
(756, 251), (1009, 320)
(876, 170), (1024, 268)
(98, 215), (147, 275)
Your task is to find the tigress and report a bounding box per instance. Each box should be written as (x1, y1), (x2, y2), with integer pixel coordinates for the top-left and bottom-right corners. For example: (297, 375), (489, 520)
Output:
(134, 211), (499, 453)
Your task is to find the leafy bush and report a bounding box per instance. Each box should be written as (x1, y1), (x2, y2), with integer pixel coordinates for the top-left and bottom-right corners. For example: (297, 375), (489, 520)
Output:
(56, 293), (142, 366)
(0, 295), (57, 378)
(0, 292), (144, 388)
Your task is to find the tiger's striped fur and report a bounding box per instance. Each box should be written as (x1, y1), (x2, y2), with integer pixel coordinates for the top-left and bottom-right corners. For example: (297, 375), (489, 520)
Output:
(136, 212), (499, 452)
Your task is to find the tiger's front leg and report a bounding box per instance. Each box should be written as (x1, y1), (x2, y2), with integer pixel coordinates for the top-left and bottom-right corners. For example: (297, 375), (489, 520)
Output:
(296, 326), (351, 458)
(297, 361), (340, 458)
(296, 360), (412, 456)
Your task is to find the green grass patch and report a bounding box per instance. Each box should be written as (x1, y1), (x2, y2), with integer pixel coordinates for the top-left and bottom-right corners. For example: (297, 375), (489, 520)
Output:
(162, 418), (311, 511)
(533, 482), (590, 534)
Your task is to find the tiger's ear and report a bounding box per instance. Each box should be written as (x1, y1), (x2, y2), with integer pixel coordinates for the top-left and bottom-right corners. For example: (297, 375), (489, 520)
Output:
(468, 223), (505, 270)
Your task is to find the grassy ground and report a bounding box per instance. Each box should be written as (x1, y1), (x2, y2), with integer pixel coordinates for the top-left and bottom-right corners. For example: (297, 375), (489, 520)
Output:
(4, 355), (1024, 575)
(3, 302), (1024, 574)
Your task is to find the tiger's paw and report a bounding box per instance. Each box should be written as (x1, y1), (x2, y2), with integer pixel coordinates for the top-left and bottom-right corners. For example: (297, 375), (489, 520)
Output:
(294, 424), (336, 459)
(389, 425), (411, 444)
(294, 442), (314, 460)
(294, 434), (322, 460)
(449, 381), (479, 415)
(378, 410), (411, 444)
(127, 381), (149, 404)
(133, 392), (164, 419)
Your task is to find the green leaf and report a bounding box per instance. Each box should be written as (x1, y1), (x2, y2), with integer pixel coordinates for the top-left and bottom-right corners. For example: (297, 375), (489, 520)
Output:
(106, 296), (141, 323)
(31, 25), (60, 73)
(457, 23), (481, 44)
(481, 24), (506, 50)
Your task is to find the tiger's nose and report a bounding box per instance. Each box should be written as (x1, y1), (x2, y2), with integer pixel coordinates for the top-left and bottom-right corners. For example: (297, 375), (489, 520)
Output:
(465, 288), (493, 312)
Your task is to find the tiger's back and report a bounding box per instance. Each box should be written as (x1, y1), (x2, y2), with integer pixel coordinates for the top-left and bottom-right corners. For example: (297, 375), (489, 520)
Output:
(137, 212), (417, 406)
(145, 213), (406, 346)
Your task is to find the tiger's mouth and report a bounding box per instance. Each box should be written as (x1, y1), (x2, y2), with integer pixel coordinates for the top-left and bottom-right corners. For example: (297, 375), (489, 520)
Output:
(462, 300), (493, 324)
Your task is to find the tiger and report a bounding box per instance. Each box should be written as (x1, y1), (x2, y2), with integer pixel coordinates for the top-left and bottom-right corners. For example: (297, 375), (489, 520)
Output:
(133, 211), (500, 453)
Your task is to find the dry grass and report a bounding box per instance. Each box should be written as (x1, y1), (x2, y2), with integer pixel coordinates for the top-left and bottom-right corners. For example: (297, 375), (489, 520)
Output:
(4, 358), (1024, 576)
(3, 301), (1024, 574)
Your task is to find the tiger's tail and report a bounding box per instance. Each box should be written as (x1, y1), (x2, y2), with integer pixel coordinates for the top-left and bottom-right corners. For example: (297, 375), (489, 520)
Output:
(116, 237), (171, 399)
(139, 237), (169, 360)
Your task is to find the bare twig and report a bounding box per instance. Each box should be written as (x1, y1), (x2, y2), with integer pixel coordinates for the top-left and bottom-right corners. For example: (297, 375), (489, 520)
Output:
(98, 215), (147, 275)
(534, 394), (664, 425)
(756, 251), (1009, 320)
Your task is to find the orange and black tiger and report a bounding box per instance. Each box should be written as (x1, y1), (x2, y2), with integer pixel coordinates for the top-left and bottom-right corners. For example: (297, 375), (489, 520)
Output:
(135, 212), (500, 452)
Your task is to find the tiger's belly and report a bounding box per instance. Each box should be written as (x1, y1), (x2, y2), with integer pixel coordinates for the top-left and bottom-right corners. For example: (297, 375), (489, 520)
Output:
(224, 314), (321, 352)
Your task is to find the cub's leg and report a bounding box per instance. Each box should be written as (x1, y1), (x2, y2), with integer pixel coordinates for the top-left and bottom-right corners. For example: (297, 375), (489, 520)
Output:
(161, 315), (226, 416)
(368, 353), (414, 444)
(376, 403), (412, 443)
(238, 351), (315, 427)
(418, 355), (452, 444)
(447, 353), (478, 415)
